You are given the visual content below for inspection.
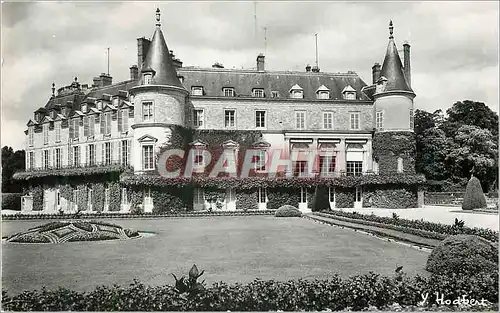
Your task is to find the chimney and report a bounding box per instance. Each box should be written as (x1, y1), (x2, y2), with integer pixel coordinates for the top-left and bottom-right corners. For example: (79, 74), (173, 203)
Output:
(130, 65), (139, 80)
(92, 76), (102, 88)
(256, 54), (265, 71)
(100, 73), (112, 87)
(372, 63), (381, 84)
(137, 37), (151, 71)
(305, 64), (311, 72)
(403, 41), (411, 88)
(212, 62), (224, 69)
(169, 50), (183, 69)
(311, 65), (320, 73)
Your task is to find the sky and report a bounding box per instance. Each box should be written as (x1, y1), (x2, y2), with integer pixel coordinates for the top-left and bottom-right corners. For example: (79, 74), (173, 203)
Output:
(1, 1), (499, 151)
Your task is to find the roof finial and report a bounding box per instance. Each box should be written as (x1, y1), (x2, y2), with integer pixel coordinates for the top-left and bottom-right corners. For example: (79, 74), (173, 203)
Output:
(51, 82), (55, 96)
(155, 8), (161, 27)
(389, 20), (394, 40)
(74, 76), (78, 82)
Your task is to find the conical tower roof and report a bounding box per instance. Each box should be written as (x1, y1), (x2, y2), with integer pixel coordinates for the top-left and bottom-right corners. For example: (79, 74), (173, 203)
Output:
(379, 21), (413, 93)
(141, 8), (183, 88)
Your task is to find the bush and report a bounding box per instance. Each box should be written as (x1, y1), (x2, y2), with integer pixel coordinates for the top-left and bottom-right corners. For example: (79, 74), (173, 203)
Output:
(124, 228), (139, 238)
(275, 205), (302, 217)
(462, 176), (487, 210)
(426, 234), (498, 276)
(73, 221), (93, 232)
(1, 193), (22, 210)
(267, 188), (300, 210)
(2, 271), (498, 311)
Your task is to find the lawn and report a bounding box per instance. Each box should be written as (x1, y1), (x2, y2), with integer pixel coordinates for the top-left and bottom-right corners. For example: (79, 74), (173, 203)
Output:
(2, 216), (430, 294)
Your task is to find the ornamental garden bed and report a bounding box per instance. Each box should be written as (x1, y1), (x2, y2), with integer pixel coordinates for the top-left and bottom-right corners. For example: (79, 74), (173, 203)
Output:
(5, 220), (140, 244)
(318, 210), (498, 242)
(2, 210), (277, 220)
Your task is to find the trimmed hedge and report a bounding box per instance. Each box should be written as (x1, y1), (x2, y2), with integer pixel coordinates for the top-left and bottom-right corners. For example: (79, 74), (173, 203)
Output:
(275, 205), (302, 217)
(1, 193), (22, 210)
(235, 190), (258, 211)
(426, 235), (498, 276)
(318, 210), (498, 242)
(363, 186), (418, 209)
(13, 164), (130, 181)
(2, 271), (498, 311)
(335, 188), (355, 208)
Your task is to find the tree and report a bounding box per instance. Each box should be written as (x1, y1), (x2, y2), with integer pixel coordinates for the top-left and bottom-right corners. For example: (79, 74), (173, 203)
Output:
(416, 128), (450, 181)
(445, 126), (498, 191)
(414, 109), (446, 176)
(442, 100), (499, 139)
(311, 186), (330, 212)
(1, 146), (25, 193)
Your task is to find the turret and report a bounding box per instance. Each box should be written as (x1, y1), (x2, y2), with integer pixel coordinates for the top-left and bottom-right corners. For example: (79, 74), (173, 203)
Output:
(129, 8), (189, 175)
(373, 20), (415, 132)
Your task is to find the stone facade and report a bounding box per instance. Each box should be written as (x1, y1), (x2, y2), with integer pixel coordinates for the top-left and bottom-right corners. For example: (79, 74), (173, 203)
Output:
(16, 13), (423, 214)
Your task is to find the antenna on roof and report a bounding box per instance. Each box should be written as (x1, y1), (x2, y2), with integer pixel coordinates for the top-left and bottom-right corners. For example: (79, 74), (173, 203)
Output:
(315, 33), (319, 68)
(254, 2), (257, 43)
(263, 26), (267, 56)
(106, 47), (110, 75)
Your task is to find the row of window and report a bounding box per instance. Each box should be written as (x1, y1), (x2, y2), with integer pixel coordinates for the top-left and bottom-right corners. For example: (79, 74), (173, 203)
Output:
(28, 140), (131, 169)
(32, 109), (131, 147)
(193, 187), (340, 205)
(193, 109), (362, 130)
(190, 87), (356, 100)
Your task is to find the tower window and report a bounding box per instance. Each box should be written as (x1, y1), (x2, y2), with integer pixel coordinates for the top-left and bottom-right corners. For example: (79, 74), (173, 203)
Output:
(142, 145), (154, 170)
(376, 111), (384, 130)
(142, 102), (153, 122)
(144, 73), (152, 85)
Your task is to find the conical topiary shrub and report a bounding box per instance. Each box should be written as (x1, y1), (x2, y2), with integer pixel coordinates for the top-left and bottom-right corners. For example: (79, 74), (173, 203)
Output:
(311, 186), (331, 212)
(462, 176), (487, 210)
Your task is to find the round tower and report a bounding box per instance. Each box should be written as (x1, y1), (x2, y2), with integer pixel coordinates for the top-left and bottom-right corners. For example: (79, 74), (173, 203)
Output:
(373, 21), (416, 174)
(129, 8), (189, 173)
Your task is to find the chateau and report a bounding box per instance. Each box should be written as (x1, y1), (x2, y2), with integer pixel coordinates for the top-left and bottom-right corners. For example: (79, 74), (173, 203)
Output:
(15, 9), (425, 214)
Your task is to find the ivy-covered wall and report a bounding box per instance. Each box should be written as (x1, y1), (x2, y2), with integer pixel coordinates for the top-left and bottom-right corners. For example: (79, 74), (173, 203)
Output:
(92, 183), (105, 212)
(108, 182), (121, 212)
(31, 185), (43, 211)
(362, 185), (418, 209)
(373, 132), (416, 175)
(267, 188), (301, 210)
(335, 188), (355, 208)
(151, 187), (192, 213)
(235, 189), (258, 211)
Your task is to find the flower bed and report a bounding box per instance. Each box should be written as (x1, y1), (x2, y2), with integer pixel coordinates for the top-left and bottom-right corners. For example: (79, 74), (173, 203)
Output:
(6, 220), (139, 244)
(318, 210), (498, 242)
(2, 271), (497, 311)
(2, 210), (277, 220)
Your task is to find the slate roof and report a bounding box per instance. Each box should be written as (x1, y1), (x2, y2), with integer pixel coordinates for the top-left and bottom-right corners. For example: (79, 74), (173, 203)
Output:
(177, 67), (370, 100)
(379, 38), (413, 93)
(141, 27), (184, 88)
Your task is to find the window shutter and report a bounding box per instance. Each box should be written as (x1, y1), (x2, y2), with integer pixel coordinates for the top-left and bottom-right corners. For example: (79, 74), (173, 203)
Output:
(118, 141), (122, 164)
(69, 118), (74, 139)
(106, 113), (111, 135)
(83, 116), (89, 136)
(127, 140), (131, 166)
(74, 120), (79, 139)
(85, 145), (89, 165)
(68, 146), (73, 166)
(123, 110), (128, 132)
(111, 141), (115, 163)
(96, 143), (101, 164)
(100, 114), (105, 134)
(89, 116), (94, 136)
(118, 110), (123, 133)
(52, 149), (55, 167)
(101, 143), (105, 163)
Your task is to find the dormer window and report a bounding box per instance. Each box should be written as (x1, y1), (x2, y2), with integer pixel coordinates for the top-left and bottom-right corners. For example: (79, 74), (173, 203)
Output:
(289, 84), (303, 99)
(271, 91), (280, 98)
(191, 86), (203, 96)
(316, 85), (330, 99)
(81, 104), (88, 113)
(144, 73), (152, 85)
(342, 85), (356, 100)
(223, 87), (235, 97)
(252, 88), (264, 98)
